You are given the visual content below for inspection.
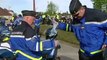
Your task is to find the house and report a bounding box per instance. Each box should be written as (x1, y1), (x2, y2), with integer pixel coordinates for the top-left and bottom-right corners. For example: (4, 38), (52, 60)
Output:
(0, 7), (12, 16)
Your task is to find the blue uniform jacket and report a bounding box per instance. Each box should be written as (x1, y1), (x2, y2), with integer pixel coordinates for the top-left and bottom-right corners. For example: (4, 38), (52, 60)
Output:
(58, 7), (107, 56)
(71, 7), (107, 56)
(9, 21), (55, 60)
(58, 22), (66, 31)
(35, 17), (43, 29)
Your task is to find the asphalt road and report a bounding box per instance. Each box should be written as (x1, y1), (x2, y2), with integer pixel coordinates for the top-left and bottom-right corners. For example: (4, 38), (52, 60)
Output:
(58, 41), (79, 60)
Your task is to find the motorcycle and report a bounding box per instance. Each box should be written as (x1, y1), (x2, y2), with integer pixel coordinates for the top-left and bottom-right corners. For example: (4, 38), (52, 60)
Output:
(42, 26), (61, 60)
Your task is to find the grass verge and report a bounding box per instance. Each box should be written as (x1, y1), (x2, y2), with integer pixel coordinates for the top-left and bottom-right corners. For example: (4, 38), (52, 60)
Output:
(40, 24), (79, 45)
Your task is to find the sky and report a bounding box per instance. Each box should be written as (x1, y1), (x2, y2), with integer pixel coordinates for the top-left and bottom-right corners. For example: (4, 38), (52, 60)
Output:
(0, 0), (93, 14)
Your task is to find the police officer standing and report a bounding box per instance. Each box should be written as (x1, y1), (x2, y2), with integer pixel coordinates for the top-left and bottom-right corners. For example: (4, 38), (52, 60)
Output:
(69, 0), (107, 60)
(9, 10), (58, 60)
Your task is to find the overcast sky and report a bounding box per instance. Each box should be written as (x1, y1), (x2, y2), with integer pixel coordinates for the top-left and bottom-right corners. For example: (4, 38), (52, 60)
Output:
(0, 0), (93, 14)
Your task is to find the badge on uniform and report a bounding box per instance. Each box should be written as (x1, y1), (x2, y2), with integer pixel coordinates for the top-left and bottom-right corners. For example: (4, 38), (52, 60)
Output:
(81, 26), (85, 29)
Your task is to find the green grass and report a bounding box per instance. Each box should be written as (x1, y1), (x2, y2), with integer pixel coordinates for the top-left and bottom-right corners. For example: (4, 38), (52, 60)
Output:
(40, 24), (79, 45)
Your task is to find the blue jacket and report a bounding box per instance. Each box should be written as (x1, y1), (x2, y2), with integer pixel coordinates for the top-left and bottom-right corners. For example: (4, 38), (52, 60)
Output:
(0, 25), (10, 42)
(56, 7), (107, 56)
(9, 21), (55, 60)
(13, 17), (23, 26)
(35, 17), (43, 28)
(71, 7), (107, 56)
(58, 22), (66, 31)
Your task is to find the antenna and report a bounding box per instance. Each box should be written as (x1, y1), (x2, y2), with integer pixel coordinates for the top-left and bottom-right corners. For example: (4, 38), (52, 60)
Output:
(33, 0), (36, 12)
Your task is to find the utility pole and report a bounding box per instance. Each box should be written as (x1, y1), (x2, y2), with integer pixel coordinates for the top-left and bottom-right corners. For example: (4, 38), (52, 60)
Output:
(33, 0), (36, 12)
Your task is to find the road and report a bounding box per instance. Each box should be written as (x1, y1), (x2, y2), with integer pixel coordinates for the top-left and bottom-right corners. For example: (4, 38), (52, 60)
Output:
(58, 41), (79, 60)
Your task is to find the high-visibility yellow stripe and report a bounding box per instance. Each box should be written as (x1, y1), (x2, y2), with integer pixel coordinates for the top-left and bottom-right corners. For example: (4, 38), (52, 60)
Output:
(61, 20), (64, 23)
(90, 50), (102, 54)
(66, 24), (69, 31)
(56, 15), (60, 19)
(15, 50), (42, 60)
(80, 49), (102, 55)
(42, 15), (46, 18)
(11, 17), (14, 21)
(3, 37), (10, 42)
(80, 49), (85, 53)
(40, 41), (43, 51)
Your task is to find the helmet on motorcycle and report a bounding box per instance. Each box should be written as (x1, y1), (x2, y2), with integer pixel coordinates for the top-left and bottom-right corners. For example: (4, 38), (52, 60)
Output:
(45, 28), (58, 39)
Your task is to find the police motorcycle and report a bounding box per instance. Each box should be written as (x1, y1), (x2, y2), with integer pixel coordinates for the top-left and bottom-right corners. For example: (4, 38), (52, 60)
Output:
(42, 19), (61, 60)
(43, 28), (61, 60)
(0, 23), (15, 60)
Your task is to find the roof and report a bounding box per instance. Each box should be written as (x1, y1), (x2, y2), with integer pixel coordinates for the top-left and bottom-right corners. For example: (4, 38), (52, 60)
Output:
(0, 7), (12, 16)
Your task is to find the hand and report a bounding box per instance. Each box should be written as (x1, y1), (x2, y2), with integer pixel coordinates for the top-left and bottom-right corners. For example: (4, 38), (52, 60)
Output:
(54, 40), (59, 48)
(102, 44), (107, 51)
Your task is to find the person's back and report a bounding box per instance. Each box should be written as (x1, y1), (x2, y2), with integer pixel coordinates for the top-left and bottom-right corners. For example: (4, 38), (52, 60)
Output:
(9, 11), (43, 60)
(9, 10), (58, 60)
(10, 21), (43, 60)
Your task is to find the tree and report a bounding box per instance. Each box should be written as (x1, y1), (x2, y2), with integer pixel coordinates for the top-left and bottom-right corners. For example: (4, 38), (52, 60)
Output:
(91, 0), (107, 12)
(45, 1), (58, 16)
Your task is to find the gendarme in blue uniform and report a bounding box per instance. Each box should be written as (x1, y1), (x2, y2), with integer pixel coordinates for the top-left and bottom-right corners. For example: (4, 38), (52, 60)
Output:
(72, 7), (107, 56)
(9, 21), (55, 60)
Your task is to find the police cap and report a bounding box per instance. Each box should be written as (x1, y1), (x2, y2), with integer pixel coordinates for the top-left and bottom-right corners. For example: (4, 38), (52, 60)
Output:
(21, 10), (36, 17)
(69, 0), (82, 14)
